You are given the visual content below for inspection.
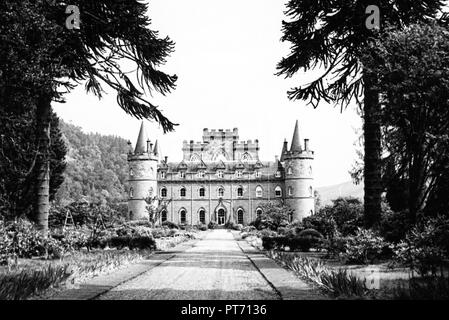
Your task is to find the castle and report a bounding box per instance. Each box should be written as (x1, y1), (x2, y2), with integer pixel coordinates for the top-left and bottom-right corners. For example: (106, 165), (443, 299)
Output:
(127, 121), (314, 225)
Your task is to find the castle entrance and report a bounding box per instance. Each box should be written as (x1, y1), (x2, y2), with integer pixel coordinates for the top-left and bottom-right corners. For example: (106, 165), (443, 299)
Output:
(217, 209), (226, 225)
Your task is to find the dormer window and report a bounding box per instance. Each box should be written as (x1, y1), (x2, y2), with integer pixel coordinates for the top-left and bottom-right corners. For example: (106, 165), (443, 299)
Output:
(217, 171), (224, 178)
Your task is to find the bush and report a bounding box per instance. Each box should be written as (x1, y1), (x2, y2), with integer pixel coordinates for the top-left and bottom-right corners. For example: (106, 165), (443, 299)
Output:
(107, 236), (156, 250)
(0, 219), (68, 264)
(208, 221), (218, 229)
(225, 221), (242, 230)
(393, 216), (449, 276)
(162, 221), (179, 229)
(342, 228), (391, 264)
(380, 209), (411, 243)
(197, 224), (207, 231)
(302, 213), (337, 238)
(317, 197), (364, 236)
(261, 229), (323, 252)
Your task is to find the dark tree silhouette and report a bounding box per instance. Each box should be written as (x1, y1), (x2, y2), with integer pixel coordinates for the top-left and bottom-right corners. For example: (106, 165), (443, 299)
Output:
(1, 0), (177, 233)
(276, 0), (443, 228)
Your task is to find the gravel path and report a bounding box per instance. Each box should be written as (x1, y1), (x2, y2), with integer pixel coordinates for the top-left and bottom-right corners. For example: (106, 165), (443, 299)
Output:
(97, 230), (279, 300)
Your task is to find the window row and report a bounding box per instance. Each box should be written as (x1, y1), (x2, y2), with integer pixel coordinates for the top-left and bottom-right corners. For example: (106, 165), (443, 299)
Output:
(158, 170), (281, 179)
(159, 186), (284, 198)
(129, 186), (313, 198)
(160, 208), (264, 224)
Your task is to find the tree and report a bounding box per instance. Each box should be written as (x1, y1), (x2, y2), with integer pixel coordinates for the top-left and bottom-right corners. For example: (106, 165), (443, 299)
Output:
(362, 23), (449, 221)
(276, 0), (443, 228)
(1, 1), (177, 233)
(253, 201), (293, 231)
(144, 195), (172, 227)
(0, 109), (66, 220)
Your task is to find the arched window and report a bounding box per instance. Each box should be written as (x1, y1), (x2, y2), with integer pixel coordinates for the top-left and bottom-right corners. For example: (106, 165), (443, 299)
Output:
(218, 187), (224, 198)
(160, 187), (167, 198)
(255, 186), (263, 198)
(288, 186), (293, 196)
(129, 188), (134, 198)
(179, 171), (186, 179)
(129, 168), (134, 177)
(309, 186), (313, 197)
(287, 167), (293, 175)
(199, 187), (205, 197)
(255, 171), (261, 178)
(180, 209), (187, 224)
(161, 210), (167, 222)
(275, 171), (281, 178)
(160, 171), (166, 179)
(180, 187), (186, 197)
(256, 208), (263, 217)
(199, 209), (206, 224)
(237, 186), (243, 197)
(275, 186), (282, 197)
(237, 209), (244, 225)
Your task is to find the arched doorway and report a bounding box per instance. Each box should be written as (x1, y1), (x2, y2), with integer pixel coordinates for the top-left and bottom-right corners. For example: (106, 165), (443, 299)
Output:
(217, 208), (226, 225)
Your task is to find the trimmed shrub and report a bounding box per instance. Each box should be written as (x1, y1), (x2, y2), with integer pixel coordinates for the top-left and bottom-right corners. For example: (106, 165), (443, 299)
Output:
(162, 221), (179, 229)
(225, 221), (242, 230)
(197, 224), (207, 231)
(208, 221), (218, 229)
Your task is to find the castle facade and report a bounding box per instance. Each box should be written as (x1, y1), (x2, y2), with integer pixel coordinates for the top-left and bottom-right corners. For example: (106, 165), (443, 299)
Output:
(127, 121), (314, 225)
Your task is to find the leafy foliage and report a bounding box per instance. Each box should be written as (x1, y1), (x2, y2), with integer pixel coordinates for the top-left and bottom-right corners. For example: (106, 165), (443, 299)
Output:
(0, 110), (66, 219)
(251, 201), (292, 231)
(393, 216), (449, 276)
(53, 121), (130, 206)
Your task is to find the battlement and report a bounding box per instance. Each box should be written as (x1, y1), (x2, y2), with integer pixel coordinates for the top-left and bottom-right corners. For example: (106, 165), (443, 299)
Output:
(234, 140), (259, 150)
(202, 128), (239, 142)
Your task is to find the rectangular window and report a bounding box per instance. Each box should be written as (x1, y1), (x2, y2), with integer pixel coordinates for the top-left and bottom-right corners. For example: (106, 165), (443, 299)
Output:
(255, 171), (261, 178)
(179, 171), (185, 179)
(217, 171), (224, 178)
(236, 171), (242, 178)
(160, 171), (166, 179)
(198, 171), (205, 178)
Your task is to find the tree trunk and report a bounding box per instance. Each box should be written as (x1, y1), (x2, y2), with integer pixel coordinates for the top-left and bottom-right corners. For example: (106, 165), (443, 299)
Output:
(34, 95), (52, 234)
(363, 73), (382, 228)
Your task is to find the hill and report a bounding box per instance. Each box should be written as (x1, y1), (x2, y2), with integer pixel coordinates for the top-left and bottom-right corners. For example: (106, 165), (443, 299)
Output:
(316, 181), (364, 205)
(54, 120), (129, 206)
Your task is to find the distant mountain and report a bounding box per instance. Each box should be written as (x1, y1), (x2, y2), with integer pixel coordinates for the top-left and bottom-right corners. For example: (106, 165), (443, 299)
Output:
(316, 181), (364, 205)
(54, 120), (129, 206)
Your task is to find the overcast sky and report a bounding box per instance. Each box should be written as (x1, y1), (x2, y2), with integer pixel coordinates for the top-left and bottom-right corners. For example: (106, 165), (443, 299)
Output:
(53, 0), (363, 188)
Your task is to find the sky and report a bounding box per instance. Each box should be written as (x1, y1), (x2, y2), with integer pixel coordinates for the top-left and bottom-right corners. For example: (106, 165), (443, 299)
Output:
(53, 0), (363, 188)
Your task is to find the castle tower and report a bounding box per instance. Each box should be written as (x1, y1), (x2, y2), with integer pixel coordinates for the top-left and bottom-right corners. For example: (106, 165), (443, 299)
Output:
(127, 121), (158, 220)
(283, 120), (315, 221)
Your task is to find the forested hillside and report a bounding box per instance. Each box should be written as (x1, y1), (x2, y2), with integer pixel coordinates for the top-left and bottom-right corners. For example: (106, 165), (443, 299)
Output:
(54, 121), (129, 206)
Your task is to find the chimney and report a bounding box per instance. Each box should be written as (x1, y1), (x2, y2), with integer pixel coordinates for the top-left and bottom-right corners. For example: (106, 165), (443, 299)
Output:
(304, 139), (310, 151)
(127, 141), (132, 154)
(147, 139), (151, 153)
(164, 156), (168, 163)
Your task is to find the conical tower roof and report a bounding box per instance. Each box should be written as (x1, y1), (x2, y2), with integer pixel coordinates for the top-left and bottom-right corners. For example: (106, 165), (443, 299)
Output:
(153, 139), (161, 158)
(280, 139), (288, 162)
(134, 121), (148, 154)
(290, 120), (302, 153)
